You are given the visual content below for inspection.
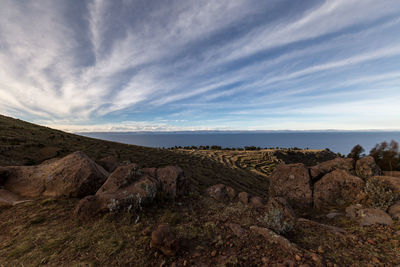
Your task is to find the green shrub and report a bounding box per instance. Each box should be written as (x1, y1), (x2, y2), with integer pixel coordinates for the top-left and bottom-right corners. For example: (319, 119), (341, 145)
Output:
(365, 177), (398, 211)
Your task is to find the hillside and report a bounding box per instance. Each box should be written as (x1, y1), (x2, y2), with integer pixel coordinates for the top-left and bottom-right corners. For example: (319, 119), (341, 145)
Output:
(1, 115), (399, 266)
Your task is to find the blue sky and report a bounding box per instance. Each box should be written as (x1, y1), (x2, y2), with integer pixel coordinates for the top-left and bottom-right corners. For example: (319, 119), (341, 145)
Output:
(1, 0), (400, 132)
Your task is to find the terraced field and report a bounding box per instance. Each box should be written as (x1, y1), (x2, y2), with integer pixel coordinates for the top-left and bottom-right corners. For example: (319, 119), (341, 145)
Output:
(176, 149), (283, 177)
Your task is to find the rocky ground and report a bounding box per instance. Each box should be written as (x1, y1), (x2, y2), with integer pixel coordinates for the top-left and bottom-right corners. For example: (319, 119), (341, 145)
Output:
(0, 115), (400, 266)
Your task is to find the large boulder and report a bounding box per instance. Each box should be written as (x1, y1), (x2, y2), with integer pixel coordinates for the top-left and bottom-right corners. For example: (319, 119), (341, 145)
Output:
(150, 224), (179, 256)
(355, 156), (381, 180)
(268, 163), (312, 209)
(313, 169), (365, 209)
(75, 171), (159, 220)
(359, 208), (393, 226)
(75, 165), (186, 220)
(4, 152), (109, 198)
(309, 158), (354, 181)
(388, 201), (400, 219)
(96, 156), (119, 173)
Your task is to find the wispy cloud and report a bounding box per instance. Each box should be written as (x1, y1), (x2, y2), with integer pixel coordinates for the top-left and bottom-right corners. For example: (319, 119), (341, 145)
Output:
(0, 0), (399, 131)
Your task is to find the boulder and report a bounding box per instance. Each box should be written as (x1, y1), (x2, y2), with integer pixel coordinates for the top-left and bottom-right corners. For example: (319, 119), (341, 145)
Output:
(345, 204), (363, 218)
(206, 184), (235, 201)
(309, 158), (354, 181)
(75, 174), (159, 220)
(96, 156), (119, 173)
(313, 169), (365, 209)
(358, 208), (393, 226)
(268, 163), (312, 209)
(250, 196), (265, 209)
(150, 224), (179, 256)
(355, 156), (381, 179)
(226, 223), (246, 238)
(96, 164), (142, 194)
(4, 152), (109, 198)
(157, 166), (186, 198)
(238, 192), (249, 204)
(388, 201), (400, 219)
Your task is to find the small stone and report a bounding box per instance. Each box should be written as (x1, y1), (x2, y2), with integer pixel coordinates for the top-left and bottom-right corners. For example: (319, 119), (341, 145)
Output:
(317, 246), (324, 253)
(372, 257), (380, 264)
(311, 253), (320, 262)
(211, 250), (217, 257)
(295, 254), (301, 261)
(367, 238), (375, 245)
(183, 260), (188, 266)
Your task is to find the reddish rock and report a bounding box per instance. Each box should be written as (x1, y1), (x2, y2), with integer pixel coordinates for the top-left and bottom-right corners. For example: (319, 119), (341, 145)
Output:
(4, 152), (109, 198)
(355, 156), (381, 180)
(238, 192), (249, 204)
(157, 166), (186, 198)
(96, 164), (142, 194)
(388, 200), (400, 219)
(358, 208), (393, 226)
(250, 196), (265, 208)
(150, 224), (179, 256)
(225, 186), (236, 200)
(269, 163), (312, 209)
(207, 184), (235, 202)
(226, 223), (246, 238)
(96, 156), (119, 173)
(313, 169), (365, 209)
(309, 158), (354, 180)
(345, 204), (363, 218)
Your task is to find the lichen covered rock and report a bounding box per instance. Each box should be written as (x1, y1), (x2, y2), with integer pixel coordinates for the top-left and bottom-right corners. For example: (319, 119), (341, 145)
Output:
(355, 156), (381, 180)
(313, 169), (365, 209)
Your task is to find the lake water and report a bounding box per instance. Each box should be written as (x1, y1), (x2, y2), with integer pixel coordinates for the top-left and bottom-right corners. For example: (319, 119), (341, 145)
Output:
(79, 131), (400, 155)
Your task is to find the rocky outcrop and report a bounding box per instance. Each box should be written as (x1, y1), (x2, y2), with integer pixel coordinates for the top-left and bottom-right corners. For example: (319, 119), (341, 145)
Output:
(355, 156), (381, 179)
(96, 156), (119, 173)
(313, 170), (365, 209)
(150, 224), (179, 256)
(388, 201), (400, 219)
(358, 208), (393, 226)
(250, 196), (264, 209)
(3, 152), (109, 198)
(75, 164), (187, 220)
(269, 163), (312, 209)
(309, 158), (354, 181)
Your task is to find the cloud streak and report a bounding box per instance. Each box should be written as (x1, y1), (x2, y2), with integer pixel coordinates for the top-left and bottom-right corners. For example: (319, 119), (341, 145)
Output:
(0, 0), (399, 131)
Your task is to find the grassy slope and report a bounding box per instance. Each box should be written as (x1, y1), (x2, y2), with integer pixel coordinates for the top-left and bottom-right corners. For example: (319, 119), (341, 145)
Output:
(1, 115), (399, 266)
(0, 114), (269, 196)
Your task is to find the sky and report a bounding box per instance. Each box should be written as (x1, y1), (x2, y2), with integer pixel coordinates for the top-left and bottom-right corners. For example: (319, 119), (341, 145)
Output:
(1, 0), (400, 132)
